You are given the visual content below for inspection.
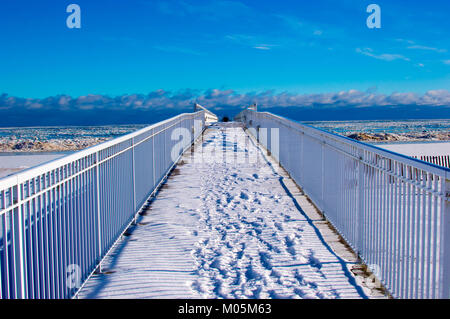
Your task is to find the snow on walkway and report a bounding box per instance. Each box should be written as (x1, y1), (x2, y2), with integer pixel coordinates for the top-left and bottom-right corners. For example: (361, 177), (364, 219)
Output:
(78, 124), (366, 299)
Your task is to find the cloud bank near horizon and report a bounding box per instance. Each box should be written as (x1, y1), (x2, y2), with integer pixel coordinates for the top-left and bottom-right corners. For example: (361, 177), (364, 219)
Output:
(1, 89), (450, 112)
(1, 89), (450, 126)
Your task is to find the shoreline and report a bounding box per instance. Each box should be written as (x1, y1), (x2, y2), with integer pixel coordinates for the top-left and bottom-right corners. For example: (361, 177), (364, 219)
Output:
(343, 132), (450, 143)
(1, 133), (449, 153)
(0, 137), (109, 153)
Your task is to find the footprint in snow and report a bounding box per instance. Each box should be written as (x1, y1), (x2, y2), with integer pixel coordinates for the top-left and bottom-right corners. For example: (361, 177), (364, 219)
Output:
(308, 251), (322, 270)
(274, 222), (283, 231)
(245, 264), (262, 281)
(285, 235), (295, 247)
(239, 191), (249, 200)
(259, 252), (272, 270)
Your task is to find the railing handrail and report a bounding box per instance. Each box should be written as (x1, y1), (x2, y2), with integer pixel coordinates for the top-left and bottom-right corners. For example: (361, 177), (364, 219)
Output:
(0, 111), (205, 188)
(249, 109), (450, 176)
(195, 103), (217, 117)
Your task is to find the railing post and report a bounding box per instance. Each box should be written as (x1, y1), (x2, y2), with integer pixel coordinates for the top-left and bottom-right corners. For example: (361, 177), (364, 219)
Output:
(95, 152), (102, 273)
(131, 138), (137, 224)
(357, 150), (365, 256)
(13, 179), (27, 299)
(300, 132), (304, 185)
(321, 140), (325, 210)
(441, 176), (450, 298)
(152, 129), (156, 189)
(271, 128), (279, 165)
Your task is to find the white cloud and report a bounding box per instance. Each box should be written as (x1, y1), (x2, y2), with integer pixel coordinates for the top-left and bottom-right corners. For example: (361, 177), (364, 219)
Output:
(253, 46), (271, 50)
(407, 45), (447, 53)
(226, 34), (278, 50)
(356, 48), (410, 62)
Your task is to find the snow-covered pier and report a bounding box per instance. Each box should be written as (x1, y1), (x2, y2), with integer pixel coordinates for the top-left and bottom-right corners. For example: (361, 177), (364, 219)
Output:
(78, 124), (369, 299)
(1, 106), (449, 300)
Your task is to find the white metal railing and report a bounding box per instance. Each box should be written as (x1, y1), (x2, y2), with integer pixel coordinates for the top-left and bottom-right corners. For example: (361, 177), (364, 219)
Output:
(236, 109), (450, 299)
(0, 110), (208, 299)
(195, 103), (218, 124)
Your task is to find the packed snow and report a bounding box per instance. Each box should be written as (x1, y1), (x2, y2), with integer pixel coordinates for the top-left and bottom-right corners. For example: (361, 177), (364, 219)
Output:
(376, 141), (450, 157)
(78, 124), (367, 299)
(0, 153), (67, 178)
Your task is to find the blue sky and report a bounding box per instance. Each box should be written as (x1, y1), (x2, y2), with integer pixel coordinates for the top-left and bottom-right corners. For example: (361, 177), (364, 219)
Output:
(0, 0), (449, 98)
(0, 0), (449, 125)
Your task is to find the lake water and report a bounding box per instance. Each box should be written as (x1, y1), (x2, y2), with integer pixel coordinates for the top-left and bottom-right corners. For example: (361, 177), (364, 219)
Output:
(301, 119), (450, 135)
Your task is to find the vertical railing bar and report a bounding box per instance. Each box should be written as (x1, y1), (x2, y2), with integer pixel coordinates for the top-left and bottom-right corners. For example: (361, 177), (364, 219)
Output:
(2, 195), (10, 299)
(70, 167), (76, 296)
(105, 156), (110, 251)
(28, 191), (34, 299)
(377, 161), (383, 280)
(95, 152), (102, 273)
(393, 161), (400, 295)
(37, 190), (44, 298)
(406, 165), (412, 298)
(431, 175), (439, 298)
(80, 170), (86, 283)
(439, 176), (450, 298)
(61, 179), (67, 298)
(390, 161), (396, 294)
(0, 191), (4, 299)
(426, 172), (433, 298)
(372, 159), (377, 266)
(104, 155), (108, 255)
(55, 181), (62, 299)
(320, 141), (324, 212)
(32, 194), (38, 298)
(85, 166), (90, 276)
(367, 154), (372, 265)
(399, 163), (406, 296)
(44, 180), (51, 299)
(131, 138), (137, 224)
(365, 158), (370, 264)
(14, 179), (27, 299)
(10, 192), (18, 298)
(388, 160), (397, 294)
(69, 169), (75, 297)
(363, 153), (368, 264)
(24, 188), (32, 299)
(49, 179), (55, 298)
(413, 168), (420, 298)
(378, 157), (389, 290)
(89, 164), (95, 271)
(420, 170), (427, 298)
(78, 165), (84, 280)
(153, 129), (156, 190)
(381, 159), (387, 291)
(405, 166), (412, 298)
(75, 169), (81, 293)
(38, 177), (45, 299)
